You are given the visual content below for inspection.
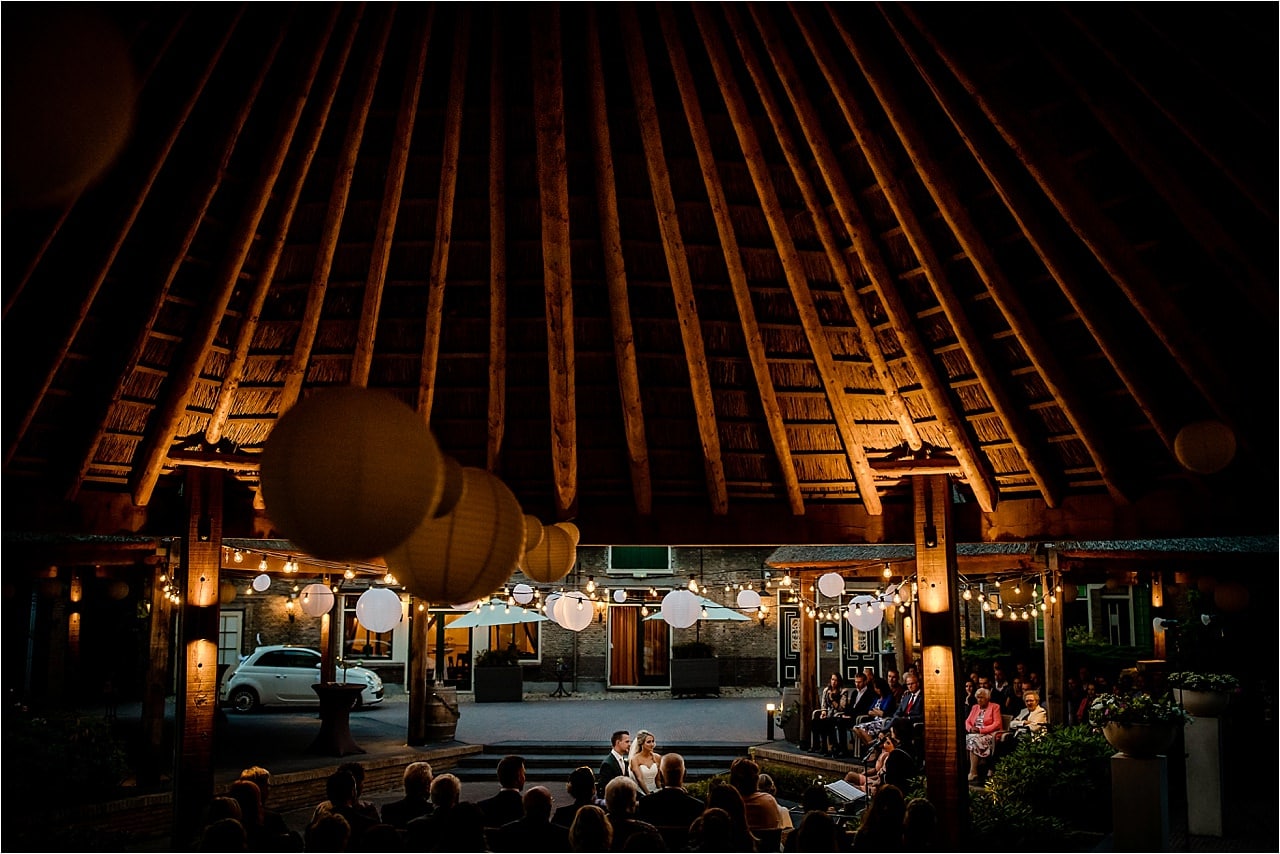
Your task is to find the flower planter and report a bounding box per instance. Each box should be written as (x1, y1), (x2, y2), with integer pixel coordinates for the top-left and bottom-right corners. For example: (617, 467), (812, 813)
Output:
(474, 665), (523, 703)
(1103, 721), (1178, 758)
(1176, 688), (1229, 717)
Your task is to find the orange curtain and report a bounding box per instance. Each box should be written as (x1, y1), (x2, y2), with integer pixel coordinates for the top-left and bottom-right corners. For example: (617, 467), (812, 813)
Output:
(643, 617), (669, 678)
(611, 607), (639, 685)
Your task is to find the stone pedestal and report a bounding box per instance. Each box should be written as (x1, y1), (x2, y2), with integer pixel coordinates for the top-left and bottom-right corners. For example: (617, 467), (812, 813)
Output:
(1184, 715), (1223, 836)
(1111, 753), (1168, 852)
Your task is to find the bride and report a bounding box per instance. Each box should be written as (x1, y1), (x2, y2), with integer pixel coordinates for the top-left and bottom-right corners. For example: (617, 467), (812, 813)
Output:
(628, 729), (663, 795)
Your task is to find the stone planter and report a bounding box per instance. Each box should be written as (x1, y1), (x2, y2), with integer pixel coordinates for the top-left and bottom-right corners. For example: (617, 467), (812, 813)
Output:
(474, 665), (523, 703)
(1176, 688), (1230, 717)
(1103, 721), (1178, 758)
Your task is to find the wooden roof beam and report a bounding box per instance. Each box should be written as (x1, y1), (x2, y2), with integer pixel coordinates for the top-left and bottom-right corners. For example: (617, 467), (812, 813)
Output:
(692, 5), (881, 516)
(487, 17), (508, 474)
(587, 7), (652, 515)
(280, 10), (393, 414)
(777, 5), (1060, 507)
(203, 11), (360, 447)
(620, 5), (728, 515)
(725, 3), (996, 514)
(532, 5), (578, 519)
(130, 20), (296, 507)
(351, 9), (435, 387)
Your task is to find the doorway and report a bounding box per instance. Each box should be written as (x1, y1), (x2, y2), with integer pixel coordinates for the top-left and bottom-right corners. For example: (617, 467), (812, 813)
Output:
(608, 605), (669, 687)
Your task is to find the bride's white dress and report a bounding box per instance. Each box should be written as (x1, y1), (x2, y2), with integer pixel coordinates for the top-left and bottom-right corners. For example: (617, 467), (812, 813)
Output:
(635, 760), (660, 793)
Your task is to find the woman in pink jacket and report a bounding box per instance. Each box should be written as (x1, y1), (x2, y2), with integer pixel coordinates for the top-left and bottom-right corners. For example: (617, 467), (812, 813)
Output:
(964, 687), (1003, 781)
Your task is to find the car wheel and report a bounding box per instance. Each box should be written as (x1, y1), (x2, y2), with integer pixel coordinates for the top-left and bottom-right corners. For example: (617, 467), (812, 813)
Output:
(229, 687), (259, 713)
(353, 693), (364, 710)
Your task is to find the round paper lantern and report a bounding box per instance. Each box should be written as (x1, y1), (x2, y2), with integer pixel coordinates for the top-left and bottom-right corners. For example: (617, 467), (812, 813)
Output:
(434, 454), (466, 518)
(512, 582), (535, 605)
(817, 572), (845, 599)
(1213, 580), (1249, 612)
(356, 587), (402, 633)
(386, 467), (525, 605)
(260, 387), (445, 562)
(300, 582), (335, 617)
(556, 522), (581, 546)
(661, 589), (700, 629)
(557, 593), (595, 632)
(1174, 420), (1237, 474)
(847, 595), (885, 631)
(1000, 580), (1033, 607)
(4, 7), (137, 209)
(107, 580), (131, 600)
(521, 523), (576, 584)
(613, 589), (627, 603)
(219, 582), (238, 606)
(523, 516), (545, 555)
(736, 589), (761, 610)
(251, 573), (272, 593)
(544, 592), (562, 622)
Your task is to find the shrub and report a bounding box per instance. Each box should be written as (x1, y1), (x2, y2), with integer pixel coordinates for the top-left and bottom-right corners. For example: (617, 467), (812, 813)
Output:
(1167, 671), (1240, 692)
(6, 710), (129, 809)
(984, 724), (1113, 832)
(968, 788), (1068, 847)
(1087, 692), (1193, 727)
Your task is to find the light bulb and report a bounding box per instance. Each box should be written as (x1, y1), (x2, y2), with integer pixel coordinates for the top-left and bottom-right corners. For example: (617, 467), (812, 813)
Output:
(883, 563), (892, 579)
(641, 606), (649, 617)
(233, 550), (243, 563)
(577, 599), (584, 611)
(259, 558), (269, 571)
(586, 577), (596, 593)
(982, 600), (990, 612)
(688, 578), (699, 593)
(962, 589), (972, 601)
(783, 574), (792, 587)
(701, 607), (708, 619)
(418, 602), (425, 612)
(996, 608), (1004, 619)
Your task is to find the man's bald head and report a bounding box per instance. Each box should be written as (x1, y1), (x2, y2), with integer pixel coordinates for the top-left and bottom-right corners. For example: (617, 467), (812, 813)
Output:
(659, 752), (686, 787)
(522, 785), (554, 821)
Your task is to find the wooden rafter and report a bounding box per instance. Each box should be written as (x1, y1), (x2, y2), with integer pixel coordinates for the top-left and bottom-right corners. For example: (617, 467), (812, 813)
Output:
(692, 5), (882, 516)
(279, 9), (393, 413)
(656, 4), (801, 516)
(587, 7), (652, 515)
(416, 9), (470, 422)
(825, 2), (1128, 505)
(131, 20), (294, 506)
(486, 16), (508, 474)
(620, 5), (728, 515)
(768, 5), (1058, 506)
(352, 9), (434, 387)
(531, 5), (577, 519)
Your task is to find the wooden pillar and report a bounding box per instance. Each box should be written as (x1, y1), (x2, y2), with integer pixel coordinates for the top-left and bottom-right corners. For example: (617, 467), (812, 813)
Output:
(138, 550), (175, 786)
(320, 585), (338, 685)
(408, 603), (431, 745)
(1043, 550), (1066, 725)
(914, 474), (963, 849)
(173, 468), (223, 847)
(798, 571), (817, 749)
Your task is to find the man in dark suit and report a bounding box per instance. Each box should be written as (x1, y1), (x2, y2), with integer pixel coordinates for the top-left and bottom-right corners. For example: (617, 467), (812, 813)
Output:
(490, 786), (570, 852)
(379, 760), (434, 829)
(886, 671), (925, 754)
(552, 766), (605, 828)
(477, 754), (526, 828)
(833, 671), (876, 756)
(636, 753), (705, 830)
(598, 730), (632, 798)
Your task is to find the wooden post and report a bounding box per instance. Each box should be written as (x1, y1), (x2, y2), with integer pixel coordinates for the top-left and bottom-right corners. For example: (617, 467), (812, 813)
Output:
(1043, 550), (1067, 724)
(914, 474), (963, 849)
(138, 551), (175, 787)
(798, 571), (817, 749)
(408, 605), (431, 745)
(173, 469), (222, 848)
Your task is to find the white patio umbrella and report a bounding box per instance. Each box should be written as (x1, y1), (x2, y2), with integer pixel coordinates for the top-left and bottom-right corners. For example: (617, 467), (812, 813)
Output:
(645, 595), (750, 622)
(448, 600), (548, 629)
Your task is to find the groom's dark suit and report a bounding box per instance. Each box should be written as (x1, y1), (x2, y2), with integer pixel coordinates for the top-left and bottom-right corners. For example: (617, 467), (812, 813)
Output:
(598, 750), (628, 798)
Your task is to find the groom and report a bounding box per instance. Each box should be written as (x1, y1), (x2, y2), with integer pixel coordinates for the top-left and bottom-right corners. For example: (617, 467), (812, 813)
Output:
(597, 730), (632, 798)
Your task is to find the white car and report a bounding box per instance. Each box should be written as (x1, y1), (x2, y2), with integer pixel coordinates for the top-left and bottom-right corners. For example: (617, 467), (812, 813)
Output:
(219, 645), (384, 712)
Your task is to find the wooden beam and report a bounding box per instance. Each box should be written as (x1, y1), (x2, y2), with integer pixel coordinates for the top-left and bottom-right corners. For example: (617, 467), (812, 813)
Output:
(138, 559), (176, 787)
(352, 9), (434, 387)
(693, 6), (885, 515)
(620, 5), (728, 515)
(531, 5), (578, 519)
(130, 22), (296, 507)
(203, 9), (360, 447)
(825, 2), (1128, 505)
(486, 16), (508, 474)
(726, 4), (995, 514)
(658, 5), (803, 516)
(5, 10), (244, 470)
(587, 7), (653, 515)
(1042, 558), (1067, 726)
(773, 5), (1057, 507)
(416, 10), (471, 422)
(280, 10), (394, 413)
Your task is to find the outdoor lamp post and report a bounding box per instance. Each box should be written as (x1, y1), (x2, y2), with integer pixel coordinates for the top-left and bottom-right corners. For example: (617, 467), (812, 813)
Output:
(766, 702), (776, 740)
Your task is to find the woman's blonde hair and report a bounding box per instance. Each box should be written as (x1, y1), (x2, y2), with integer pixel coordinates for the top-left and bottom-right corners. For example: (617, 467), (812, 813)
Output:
(628, 729), (656, 761)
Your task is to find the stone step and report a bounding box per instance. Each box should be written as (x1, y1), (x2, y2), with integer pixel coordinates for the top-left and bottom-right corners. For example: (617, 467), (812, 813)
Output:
(451, 741), (754, 783)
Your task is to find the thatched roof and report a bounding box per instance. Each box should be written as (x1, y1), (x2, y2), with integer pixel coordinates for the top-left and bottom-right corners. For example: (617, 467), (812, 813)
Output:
(4, 3), (1275, 545)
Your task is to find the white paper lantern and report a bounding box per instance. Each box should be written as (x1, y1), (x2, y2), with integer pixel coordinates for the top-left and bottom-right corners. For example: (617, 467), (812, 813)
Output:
(356, 587), (402, 633)
(434, 454), (466, 518)
(1174, 420), (1237, 474)
(107, 580), (131, 600)
(736, 589), (761, 610)
(251, 573), (272, 592)
(300, 582), (335, 618)
(387, 467), (525, 605)
(817, 572), (845, 598)
(260, 387), (445, 561)
(512, 582), (535, 605)
(847, 595), (884, 631)
(219, 582), (238, 606)
(661, 589), (700, 629)
(613, 589), (627, 603)
(557, 592), (595, 632)
(521, 522), (576, 584)
(452, 599), (479, 612)
(556, 522), (581, 546)
(523, 516), (545, 554)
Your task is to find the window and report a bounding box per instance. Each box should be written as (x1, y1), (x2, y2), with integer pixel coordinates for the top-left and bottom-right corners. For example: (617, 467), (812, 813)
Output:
(607, 546), (671, 575)
(488, 622), (541, 663)
(343, 593), (394, 660)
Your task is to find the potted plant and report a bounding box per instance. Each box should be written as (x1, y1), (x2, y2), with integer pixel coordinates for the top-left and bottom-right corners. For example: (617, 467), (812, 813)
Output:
(473, 645), (523, 703)
(1167, 671), (1239, 717)
(774, 699), (802, 745)
(1087, 692), (1192, 757)
(670, 641), (719, 697)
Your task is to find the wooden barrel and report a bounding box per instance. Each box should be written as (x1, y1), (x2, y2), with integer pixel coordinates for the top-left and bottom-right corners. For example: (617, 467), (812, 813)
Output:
(416, 685), (460, 744)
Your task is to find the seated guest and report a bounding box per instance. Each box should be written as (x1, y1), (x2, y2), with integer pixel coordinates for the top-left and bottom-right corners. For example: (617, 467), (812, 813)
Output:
(478, 755), (527, 828)
(604, 777), (659, 852)
(568, 804), (612, 852)
(810, 674), (846, 753)
(1008, 690), (1048, 741)
(493, 786), (569, 852)
(727, 757), (780, 835)
(635, 753), (704, 830)
(406, 773), (462, 850)
(554, 766), (606, 829)
(964, 687), (1003, 782)
(381, 761), (434, 829)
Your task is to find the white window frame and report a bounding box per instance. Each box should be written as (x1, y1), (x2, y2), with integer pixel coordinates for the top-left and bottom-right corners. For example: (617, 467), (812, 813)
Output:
(606, 546), (672, 576)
